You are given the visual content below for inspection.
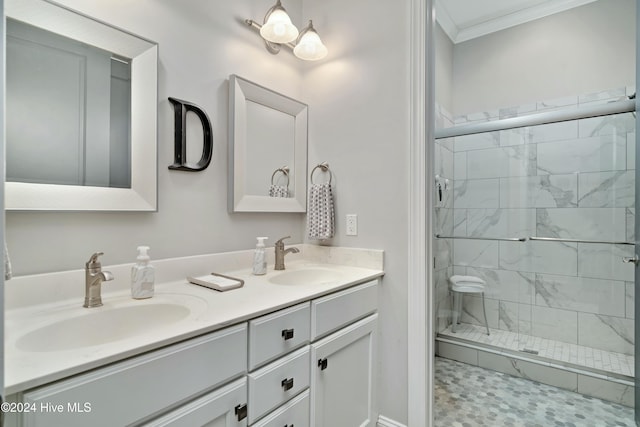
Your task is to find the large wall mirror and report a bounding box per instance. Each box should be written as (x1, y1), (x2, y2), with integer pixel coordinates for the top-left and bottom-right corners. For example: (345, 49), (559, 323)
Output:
(5, 0), (158, 211)
(228, 75), (308, 213)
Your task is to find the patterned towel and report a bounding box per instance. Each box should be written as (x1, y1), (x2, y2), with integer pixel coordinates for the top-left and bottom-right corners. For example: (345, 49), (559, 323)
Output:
(269, 184), (289, 198)
(307, 182), (335, 240)
(4, 240), (11, 280)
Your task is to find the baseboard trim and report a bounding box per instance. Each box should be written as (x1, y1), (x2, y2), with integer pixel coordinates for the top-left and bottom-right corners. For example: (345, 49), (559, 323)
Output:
(378, 415), (408, 427)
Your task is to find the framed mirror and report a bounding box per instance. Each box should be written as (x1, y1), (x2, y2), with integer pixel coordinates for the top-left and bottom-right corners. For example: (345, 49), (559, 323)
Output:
(5, 0), (158, 211)
(228, 75), (308, 213)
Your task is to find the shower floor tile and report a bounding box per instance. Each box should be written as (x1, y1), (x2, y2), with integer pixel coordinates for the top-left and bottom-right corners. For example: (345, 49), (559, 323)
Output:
(435, 357), (634, 427)
(439, 323), (634, 378)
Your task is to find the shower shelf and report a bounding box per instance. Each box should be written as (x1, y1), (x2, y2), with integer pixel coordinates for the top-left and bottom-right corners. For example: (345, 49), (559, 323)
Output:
(434, 234), (635, 245)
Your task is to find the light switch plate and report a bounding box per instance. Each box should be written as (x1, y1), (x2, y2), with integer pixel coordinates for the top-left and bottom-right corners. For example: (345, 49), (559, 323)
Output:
(346, 214), (358, 236)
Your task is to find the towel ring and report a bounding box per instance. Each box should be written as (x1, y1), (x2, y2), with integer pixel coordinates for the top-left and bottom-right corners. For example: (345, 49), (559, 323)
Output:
(271, 167), (290, 187)
(311, 162), (331, 185)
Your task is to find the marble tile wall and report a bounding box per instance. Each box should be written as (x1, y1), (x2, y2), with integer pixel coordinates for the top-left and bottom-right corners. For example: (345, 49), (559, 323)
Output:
(439, 87), (637, 355)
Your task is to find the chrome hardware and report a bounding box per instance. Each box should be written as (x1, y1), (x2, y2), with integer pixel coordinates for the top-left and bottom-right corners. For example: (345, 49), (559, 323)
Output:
(282, 328), (294, 340)
(622, 254), (640, 265)
(310, 162), (331, 185)
(435, 234), (527, 242)
(530, 236), (635, 245)
(83, 252), (114, 308)
(434, 234), (636, 246)
(274, 236), (300, 270)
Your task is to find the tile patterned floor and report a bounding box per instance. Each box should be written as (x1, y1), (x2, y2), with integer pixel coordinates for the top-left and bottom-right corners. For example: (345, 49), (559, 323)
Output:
(435, 357), (635, 427)
(439, 323), (634, 378)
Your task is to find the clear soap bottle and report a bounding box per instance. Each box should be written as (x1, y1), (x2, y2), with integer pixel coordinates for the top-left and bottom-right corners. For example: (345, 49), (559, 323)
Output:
(252, 237), (268, 275)
(131, 246), (155, 299)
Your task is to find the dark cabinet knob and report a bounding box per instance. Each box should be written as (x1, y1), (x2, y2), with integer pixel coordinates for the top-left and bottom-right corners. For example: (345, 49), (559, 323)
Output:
(281, 328), (294, 340)
(281, 377), (294, 391)
(318, 358), (328, 370)
(235, 404), (247, 421)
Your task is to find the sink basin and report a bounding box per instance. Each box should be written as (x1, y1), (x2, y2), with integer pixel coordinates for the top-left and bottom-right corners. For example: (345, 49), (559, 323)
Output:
(16, 303), (192, 352)
(268, 268), (344, 286)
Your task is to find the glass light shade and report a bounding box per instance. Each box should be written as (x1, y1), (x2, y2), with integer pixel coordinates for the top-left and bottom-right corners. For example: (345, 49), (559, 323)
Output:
(260, 8), (299, 43)
(293, 27), (328, 61)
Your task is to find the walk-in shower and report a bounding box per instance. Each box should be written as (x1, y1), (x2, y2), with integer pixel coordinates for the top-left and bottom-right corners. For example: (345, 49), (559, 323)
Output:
(433, 87), (636, 407)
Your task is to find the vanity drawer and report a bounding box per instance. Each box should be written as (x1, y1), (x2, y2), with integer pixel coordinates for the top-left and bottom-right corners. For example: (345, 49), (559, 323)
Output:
(311, 280), (378, 340)
(248, 345), (310, 424)
(21, 324), (247, 427)
(249, 302), (310, 370)
(252, 389), (310, 427)
(144, 377), (247, 426)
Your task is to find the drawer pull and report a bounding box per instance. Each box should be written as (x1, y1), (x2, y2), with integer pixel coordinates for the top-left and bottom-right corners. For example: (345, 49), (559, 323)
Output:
(281, 328), (295, 340)
(235, 403), (247, 421)
(281, 377), (294, 391)
(285, 425), (294, 427)
(318, 358), (328, 370)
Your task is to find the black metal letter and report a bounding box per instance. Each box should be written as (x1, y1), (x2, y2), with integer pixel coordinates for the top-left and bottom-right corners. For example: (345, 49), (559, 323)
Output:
(168, 97), (213, 172)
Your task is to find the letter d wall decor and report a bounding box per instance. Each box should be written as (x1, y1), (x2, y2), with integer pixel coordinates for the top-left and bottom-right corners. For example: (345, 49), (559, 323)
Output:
(168, 97), (213, 172)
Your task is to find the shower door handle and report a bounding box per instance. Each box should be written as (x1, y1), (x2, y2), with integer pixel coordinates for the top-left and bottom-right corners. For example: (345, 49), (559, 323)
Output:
(622, 254), (639, 265)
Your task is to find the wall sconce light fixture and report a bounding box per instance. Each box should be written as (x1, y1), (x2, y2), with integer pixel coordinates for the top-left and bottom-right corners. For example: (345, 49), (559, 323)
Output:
(245, 0), (328, 61)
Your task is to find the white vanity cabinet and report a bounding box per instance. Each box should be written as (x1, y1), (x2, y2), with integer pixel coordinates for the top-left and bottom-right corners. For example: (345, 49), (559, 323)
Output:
(247, 302), (311, 425)
(311, 315), (378, 426)
(7, 278), (380, 427)
(310, 281), (378, 427)
(144, 378), (248, 427)
(12, 324), (248, 427)
(246, 280), (379, 427)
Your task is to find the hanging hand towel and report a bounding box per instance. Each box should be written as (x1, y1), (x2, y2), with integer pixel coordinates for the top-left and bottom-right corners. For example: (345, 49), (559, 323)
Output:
(4, 240), (12, 280)
(269, 184), (289, 198)
(307, 182), (335, 240)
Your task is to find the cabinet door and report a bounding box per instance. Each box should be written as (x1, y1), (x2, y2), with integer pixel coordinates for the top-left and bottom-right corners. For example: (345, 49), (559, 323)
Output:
(310, 314), (377, 427)
(143, 377), (247, 427)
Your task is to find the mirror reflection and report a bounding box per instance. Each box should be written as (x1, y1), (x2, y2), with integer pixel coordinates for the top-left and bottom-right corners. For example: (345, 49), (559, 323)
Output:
(7, 18), (131, 188)
(245, 100), (295, 198)
(5, 0), (158, 211)
(229, 75), (308, 213)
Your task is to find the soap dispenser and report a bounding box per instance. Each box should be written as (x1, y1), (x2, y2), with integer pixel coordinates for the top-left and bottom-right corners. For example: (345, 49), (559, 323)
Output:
(252, 237), (268, 275)
(131, 246), (155, 299)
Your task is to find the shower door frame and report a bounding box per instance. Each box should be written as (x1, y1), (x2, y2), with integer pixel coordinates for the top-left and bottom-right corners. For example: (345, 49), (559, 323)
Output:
(432, 61), (639, 427)
(635, 1), (640, 421)
(415, 1), (640, 426)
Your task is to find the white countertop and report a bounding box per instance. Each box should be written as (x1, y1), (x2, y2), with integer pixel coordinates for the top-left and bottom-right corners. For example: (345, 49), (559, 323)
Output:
(5, 248), (384, 395)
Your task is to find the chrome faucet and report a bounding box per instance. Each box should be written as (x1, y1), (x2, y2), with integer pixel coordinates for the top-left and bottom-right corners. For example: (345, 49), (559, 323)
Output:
(274, 236), (300, 270)
(84, 252), (114, 308)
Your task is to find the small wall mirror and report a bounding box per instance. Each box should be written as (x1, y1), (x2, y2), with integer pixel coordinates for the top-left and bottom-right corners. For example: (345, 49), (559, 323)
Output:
(5, 0), (158, 211)
(228, 75), (308, 212)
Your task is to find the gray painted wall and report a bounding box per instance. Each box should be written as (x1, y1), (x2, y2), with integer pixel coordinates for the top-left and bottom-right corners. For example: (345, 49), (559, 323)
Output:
(301, 1), (410, 423)
(435, 22), (454, 112)
(6, 0), (307, 275)
(6, 0), (414, 424)
(450, 0), (636, 115)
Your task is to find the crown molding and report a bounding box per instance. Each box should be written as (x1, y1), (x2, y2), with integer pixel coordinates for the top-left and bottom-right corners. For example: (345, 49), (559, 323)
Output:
(437, 0), (598, 44)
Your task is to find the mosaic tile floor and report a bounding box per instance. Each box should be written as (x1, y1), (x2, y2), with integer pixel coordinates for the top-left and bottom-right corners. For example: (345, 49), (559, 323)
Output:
(435, 357), (635, 427)
(439, 323), (634, 378)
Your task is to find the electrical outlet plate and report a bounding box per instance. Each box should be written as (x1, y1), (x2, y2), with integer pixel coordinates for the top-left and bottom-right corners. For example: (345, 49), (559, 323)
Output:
(346, 214), (358, 236)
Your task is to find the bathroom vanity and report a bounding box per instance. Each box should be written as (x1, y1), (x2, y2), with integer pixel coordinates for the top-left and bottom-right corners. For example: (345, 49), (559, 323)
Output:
(4, 246), (383, 427)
